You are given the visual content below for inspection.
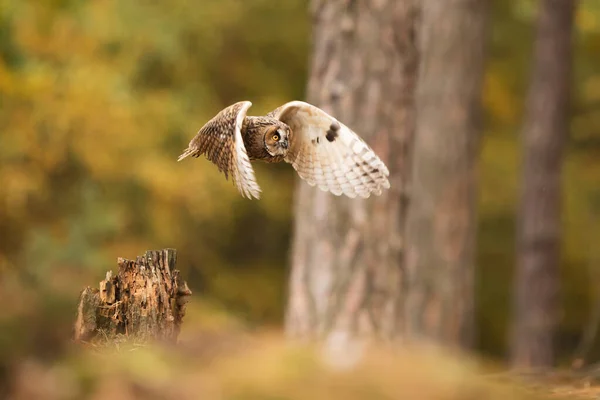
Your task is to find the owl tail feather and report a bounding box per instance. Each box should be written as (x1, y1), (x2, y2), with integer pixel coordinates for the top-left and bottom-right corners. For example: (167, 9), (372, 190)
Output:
(177, 147), (198, 162)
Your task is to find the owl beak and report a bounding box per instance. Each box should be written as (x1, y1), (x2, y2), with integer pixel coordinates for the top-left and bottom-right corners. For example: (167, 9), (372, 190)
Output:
(282, 141), (288, 149)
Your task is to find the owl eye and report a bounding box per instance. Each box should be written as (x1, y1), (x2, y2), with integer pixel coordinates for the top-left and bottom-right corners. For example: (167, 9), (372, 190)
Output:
(272, 133), (280, 141)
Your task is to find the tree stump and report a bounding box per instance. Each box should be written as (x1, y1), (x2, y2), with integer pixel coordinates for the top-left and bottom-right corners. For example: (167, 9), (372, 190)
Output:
(73, 249), (192, 344)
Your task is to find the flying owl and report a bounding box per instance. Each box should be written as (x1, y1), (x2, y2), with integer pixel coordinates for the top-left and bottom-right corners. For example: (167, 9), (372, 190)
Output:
(177, 101), (390, 200)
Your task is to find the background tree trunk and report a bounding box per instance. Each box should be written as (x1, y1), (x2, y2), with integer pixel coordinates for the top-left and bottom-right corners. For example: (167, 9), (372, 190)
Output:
(285, 0), (419, 344)
(511, 0), (576, 368)
(403, 0), (488, 347)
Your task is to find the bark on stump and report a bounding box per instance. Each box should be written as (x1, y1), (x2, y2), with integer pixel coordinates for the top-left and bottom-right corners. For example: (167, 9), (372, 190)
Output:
(73, 249), (192, 344)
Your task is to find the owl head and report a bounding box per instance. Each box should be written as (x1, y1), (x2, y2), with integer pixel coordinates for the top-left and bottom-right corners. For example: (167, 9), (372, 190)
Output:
(264, 123), (291, 157)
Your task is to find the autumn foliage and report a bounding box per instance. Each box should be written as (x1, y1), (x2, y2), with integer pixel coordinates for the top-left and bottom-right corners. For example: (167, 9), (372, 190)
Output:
(1, 0), (600, 397)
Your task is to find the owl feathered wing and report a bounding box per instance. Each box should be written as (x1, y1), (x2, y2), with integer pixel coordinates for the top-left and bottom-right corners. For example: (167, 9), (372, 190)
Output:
(267, 101), (390, 198)
(177, 101), (262, 199)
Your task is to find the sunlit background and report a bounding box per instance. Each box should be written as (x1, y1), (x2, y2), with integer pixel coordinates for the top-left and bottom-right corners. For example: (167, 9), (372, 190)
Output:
(1, 0), (600, 398)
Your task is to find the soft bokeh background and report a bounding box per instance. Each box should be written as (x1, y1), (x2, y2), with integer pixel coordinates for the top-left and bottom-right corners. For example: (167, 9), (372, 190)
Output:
(1, 0), (600, 397)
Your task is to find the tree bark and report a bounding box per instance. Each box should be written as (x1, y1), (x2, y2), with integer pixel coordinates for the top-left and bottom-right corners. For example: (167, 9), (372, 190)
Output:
(512, 0), (576, 368)
(285, 0), (419, 344)
(403, 0), (488, 347)
(74, 249), (192, 344)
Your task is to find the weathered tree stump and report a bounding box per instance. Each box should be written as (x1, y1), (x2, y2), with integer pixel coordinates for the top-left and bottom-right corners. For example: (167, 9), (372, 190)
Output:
(74, 249), (192, 344)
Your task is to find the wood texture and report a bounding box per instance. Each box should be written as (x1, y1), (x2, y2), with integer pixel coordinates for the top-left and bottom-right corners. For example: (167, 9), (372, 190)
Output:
(512, 0), (577, 368)
(403, 0), (488, 347)
(286, 0), (419, 342)
(74, 249), (192, 344)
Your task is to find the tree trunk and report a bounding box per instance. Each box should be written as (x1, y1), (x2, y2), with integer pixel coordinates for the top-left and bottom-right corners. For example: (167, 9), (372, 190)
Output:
(403, 0), (488, 347)
(74, 249), (192, 344)
(285, 0), (419, 345)
(511, 0), (576, 368)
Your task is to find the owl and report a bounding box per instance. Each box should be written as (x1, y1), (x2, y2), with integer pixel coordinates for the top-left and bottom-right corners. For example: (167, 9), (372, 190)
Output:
(177, 101), (390, 200)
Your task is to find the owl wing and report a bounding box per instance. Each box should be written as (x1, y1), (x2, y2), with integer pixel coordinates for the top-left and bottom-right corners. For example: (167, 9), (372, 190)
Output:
(267, 101), (390, 198)
(177, 101), (262, 199)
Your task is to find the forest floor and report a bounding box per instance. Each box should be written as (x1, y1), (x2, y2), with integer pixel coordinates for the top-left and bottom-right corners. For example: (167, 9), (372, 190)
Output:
(6, 301), (600, 400)
(7, 328), (600, 400)
(490, 369), (600, 399)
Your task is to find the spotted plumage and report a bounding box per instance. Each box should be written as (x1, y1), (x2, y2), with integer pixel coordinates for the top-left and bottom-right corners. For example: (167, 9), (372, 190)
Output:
(178, 100), (390, 200)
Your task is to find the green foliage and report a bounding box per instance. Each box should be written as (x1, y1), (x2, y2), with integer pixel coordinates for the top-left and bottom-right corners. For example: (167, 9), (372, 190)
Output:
(0, 0), (306, 324)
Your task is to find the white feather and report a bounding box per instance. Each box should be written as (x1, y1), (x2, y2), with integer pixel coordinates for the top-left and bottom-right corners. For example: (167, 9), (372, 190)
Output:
(232, 101), (262, 200)
(270, 101), (390, 199)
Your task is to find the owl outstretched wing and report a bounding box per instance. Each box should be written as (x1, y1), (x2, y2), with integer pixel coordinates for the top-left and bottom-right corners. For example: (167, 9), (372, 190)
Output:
(267, 101), (390, 198)
(177, 101), (262, 199)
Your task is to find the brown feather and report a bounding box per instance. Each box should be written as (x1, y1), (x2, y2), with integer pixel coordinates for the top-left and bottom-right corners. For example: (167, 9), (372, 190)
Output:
(243, 117), (289, 163)
(177, 102), (290, 199)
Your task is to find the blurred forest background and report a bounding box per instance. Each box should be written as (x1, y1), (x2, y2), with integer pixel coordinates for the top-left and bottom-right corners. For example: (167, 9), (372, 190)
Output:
(1, 0), (600, 397)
